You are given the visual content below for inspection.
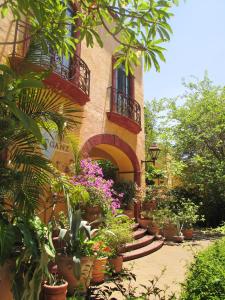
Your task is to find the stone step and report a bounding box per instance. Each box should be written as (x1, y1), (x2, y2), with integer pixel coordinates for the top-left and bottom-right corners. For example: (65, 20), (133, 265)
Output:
(122, 240), (164, 262)
(132, 223), (140, 231)
(122, 235), (155, 252)
(133, 228), (147, 240)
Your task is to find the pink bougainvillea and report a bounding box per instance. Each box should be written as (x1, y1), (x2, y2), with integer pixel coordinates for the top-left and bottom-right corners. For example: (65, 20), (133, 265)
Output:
(72, 159), (122, 212)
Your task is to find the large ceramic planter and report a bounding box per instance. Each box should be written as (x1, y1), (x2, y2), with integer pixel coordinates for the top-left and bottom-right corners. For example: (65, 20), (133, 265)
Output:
(109, 255), (123, 273)
(56, 255), (95, 295)
(139, 218), (151, 229)
(182, 228), (193, 240)
(43, 281), (68, 300)
(92, 257), (108, 284)
(0, 259), (15, 300)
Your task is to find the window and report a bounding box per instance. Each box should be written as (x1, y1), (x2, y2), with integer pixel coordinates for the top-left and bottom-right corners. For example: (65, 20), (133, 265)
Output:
(112, 59), (134, 118)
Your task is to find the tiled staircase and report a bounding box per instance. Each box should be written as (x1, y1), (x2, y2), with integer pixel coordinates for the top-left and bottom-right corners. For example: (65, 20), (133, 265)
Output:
(121, 224), (164, 262)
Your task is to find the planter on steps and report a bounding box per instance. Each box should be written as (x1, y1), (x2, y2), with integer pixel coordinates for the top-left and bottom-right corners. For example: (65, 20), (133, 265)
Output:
(109, 255), (123, 273)
(123, 208), (134, 219)
(138, 218), (151, 229)
(92, 257), (108, 283)
(142, 200), (157, 211)
(182, 228), (193, 240)
(43, 281), (68, 300)
(56, 255), (94, 295)
(148, 222), (160, 236)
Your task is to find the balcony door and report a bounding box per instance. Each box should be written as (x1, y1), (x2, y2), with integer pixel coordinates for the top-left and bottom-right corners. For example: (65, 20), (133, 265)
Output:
(115, 64), (131, 117)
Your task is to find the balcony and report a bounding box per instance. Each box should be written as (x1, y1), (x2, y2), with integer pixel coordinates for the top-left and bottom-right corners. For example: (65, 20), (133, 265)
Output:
(107, 87), (141, 134)
(9, 20), (90, 105)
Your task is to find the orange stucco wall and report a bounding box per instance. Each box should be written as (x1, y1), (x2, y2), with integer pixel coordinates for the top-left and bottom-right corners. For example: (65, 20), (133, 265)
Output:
(0, 17), (146, 186)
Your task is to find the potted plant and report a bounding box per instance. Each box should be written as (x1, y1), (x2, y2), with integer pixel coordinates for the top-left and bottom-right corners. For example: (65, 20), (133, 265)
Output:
(113, 180), (137, 218)
(101, 214), (133, 273)
(56, 209), (96, 295)
(138, 211), (151, 229)
(178, 200), (204, 240)
(91, 238), (111, 283)
(71, 159), (121, 223)
(0, 216), (56, 300)
(42, 273), (68, 300)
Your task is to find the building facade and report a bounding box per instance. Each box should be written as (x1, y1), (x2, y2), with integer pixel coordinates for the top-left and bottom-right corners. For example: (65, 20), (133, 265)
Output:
(0, 13), (145, 189)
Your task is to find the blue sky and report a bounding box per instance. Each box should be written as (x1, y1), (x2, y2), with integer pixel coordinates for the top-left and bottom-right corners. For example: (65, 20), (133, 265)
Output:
(144, 0), (225, 102)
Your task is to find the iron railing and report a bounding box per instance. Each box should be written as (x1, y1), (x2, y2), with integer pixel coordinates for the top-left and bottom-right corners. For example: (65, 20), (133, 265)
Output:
(11, 20), (90, 96)
(110, 87), (141, 125)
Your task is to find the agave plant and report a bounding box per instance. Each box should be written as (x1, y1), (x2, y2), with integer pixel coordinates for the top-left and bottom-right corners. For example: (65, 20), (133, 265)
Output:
(58, 207), (97, 280)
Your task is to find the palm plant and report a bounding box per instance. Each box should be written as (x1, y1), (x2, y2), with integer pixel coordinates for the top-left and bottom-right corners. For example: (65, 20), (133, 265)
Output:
(0, 64), (81, 217)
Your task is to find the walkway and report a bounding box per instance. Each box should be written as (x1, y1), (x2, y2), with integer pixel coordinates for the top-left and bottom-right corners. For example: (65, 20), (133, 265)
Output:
(123, 231), (222, 298)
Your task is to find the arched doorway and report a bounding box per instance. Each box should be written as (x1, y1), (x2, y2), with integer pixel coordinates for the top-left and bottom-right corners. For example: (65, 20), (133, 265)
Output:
(81, 134), (141, 185)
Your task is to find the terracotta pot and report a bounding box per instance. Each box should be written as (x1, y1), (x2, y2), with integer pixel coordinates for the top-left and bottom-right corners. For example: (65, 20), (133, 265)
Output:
(83, 206), (101, 222)
(92, 257), (108, 284)
(43, 281), (68, 300)
(172, 235), (184, 243)
(56, 255), (95, 295)
(148, 222), (160, 235)
(109, 256), (123, 273)
(0, 259), (15, 300)
(163, 223), (178, 240)
(182, 228), (193, 240)
(139, 218), (151, 229)
(123, 209), (134, 219)
(142, 200), (157, 211)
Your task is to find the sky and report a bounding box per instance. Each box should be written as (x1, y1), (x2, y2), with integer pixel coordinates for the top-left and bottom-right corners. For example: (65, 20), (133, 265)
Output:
(144, 0), (225, 102)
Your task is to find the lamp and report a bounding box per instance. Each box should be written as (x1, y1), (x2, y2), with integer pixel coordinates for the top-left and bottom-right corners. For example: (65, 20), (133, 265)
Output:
(141, 143), (160, 166)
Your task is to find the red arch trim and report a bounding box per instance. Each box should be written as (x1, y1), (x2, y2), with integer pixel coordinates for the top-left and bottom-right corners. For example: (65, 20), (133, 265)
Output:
(81, 134), (141, 186)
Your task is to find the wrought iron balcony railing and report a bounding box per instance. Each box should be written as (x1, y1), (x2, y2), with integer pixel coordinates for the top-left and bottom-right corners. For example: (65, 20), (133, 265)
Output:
(110, 87), (141, 125)
(11, 20), (90, 96)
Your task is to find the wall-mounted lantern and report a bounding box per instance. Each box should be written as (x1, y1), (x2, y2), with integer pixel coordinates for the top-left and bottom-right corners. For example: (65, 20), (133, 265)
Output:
(141, 143), (160, 166)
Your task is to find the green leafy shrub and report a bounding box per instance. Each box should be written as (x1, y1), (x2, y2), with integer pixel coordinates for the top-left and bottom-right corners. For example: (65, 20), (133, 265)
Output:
(180, 237), (225, 300)
(113, 180), (137, 209)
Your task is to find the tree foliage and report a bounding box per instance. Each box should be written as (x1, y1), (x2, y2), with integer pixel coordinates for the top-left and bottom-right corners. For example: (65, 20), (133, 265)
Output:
(167, 75), (225, 226)
(0, 0), (180, 73)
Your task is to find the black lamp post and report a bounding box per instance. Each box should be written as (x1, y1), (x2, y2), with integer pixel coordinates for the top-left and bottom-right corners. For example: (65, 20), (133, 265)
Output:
(141, 143), (160, 166)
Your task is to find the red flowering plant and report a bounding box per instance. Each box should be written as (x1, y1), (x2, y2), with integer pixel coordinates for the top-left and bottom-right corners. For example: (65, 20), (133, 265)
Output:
(91, 239), (112, 258)
(71, 159), (122, 214)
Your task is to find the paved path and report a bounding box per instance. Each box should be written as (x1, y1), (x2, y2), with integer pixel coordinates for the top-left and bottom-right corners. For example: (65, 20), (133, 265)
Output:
(123, 231), (221, 298)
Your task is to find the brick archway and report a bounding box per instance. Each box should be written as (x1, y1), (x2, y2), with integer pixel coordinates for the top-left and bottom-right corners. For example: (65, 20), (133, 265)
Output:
(81, 134), (141, 185)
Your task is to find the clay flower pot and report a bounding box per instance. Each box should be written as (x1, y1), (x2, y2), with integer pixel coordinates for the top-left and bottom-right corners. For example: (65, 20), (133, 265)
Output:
(142, 200), (157, 211)
(182, 228), (193, 240)
(148, 222), (160, 235)
(43, 281), (68, 300)
(0, 259), (15, 300)
(163, 223), (178, 240)
(56, 255), (95, 295)
(123, 208), (134, 219)
(172, 235), (184, 243)
(92, 257), (108, 283)
(83, 206), (101, 222)
(109, 255), (123, 273)
(139, 218), (151, 229)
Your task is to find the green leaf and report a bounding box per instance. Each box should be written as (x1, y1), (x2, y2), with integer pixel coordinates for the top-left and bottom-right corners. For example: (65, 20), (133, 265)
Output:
(3, 99), (44, 144)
